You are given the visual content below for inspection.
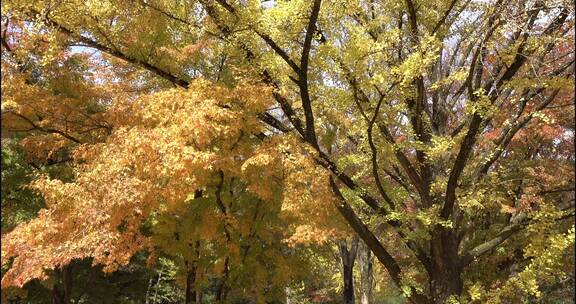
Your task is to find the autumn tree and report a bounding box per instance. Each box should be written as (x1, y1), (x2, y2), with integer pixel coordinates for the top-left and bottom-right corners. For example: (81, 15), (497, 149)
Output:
(1, 0), (575, 303)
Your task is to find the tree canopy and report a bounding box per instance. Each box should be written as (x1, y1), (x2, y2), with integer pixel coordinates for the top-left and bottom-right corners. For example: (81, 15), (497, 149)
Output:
(1, 0), (574, 303)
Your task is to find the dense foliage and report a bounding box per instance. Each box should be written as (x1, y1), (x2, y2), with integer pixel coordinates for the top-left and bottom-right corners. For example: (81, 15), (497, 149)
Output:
(1, 0), (574, 303)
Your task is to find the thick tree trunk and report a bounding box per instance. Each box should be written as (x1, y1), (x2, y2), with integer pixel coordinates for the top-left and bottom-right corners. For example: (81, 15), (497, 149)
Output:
(358, 241), (373, 304)
(429, 230), (464, 303)
(430, 271), (463, 303)
(339, 238), (359, 304)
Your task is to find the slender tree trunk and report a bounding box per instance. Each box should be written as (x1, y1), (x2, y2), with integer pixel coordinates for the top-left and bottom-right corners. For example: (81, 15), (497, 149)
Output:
(51, 264), (72, 304)
(358, 241), (373, 304)
(342, 261), (354, 304)
(216, 257), (229, 303)
(185, 269), (197, 304)
(185, 194), (203, 304)
(339, 238), (359, 304)
(62, 264), (72, 304)
(286, 287), (292, 304)
(145, 277), (153, 304)
(51, 287), (64, 304)
(185, 240), (201, 304)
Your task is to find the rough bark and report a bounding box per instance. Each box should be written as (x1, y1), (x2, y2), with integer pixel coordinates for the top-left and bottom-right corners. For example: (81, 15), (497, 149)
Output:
(429, 230), (463, 303)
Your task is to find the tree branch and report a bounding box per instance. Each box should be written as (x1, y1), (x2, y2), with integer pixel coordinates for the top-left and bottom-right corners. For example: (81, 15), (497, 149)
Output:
(299, 0), (322, 148)
(4, 111), (82, 144)
(431, 0), (458, 35)
(441, 3), (563, 220)
(38, 12), (191, 88)
(461, 206), (575, 266)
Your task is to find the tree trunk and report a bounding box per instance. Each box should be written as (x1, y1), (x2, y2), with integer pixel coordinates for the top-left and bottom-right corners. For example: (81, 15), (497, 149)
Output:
(51, 287), (64, 304)
(62, 264), (72, 304)
(429, 230), (464, 303)
(430, 271), (464, 304)
(185, 269), (197, 304)
(216, 257), (229, 303)
(358, 241), (373, 304)
(286, 287), (292, 304)
(339, 238), (359, 304)
(51, 264), (72, 304)
(185, 240), (201, 304)
(343, 260), (355, 304)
